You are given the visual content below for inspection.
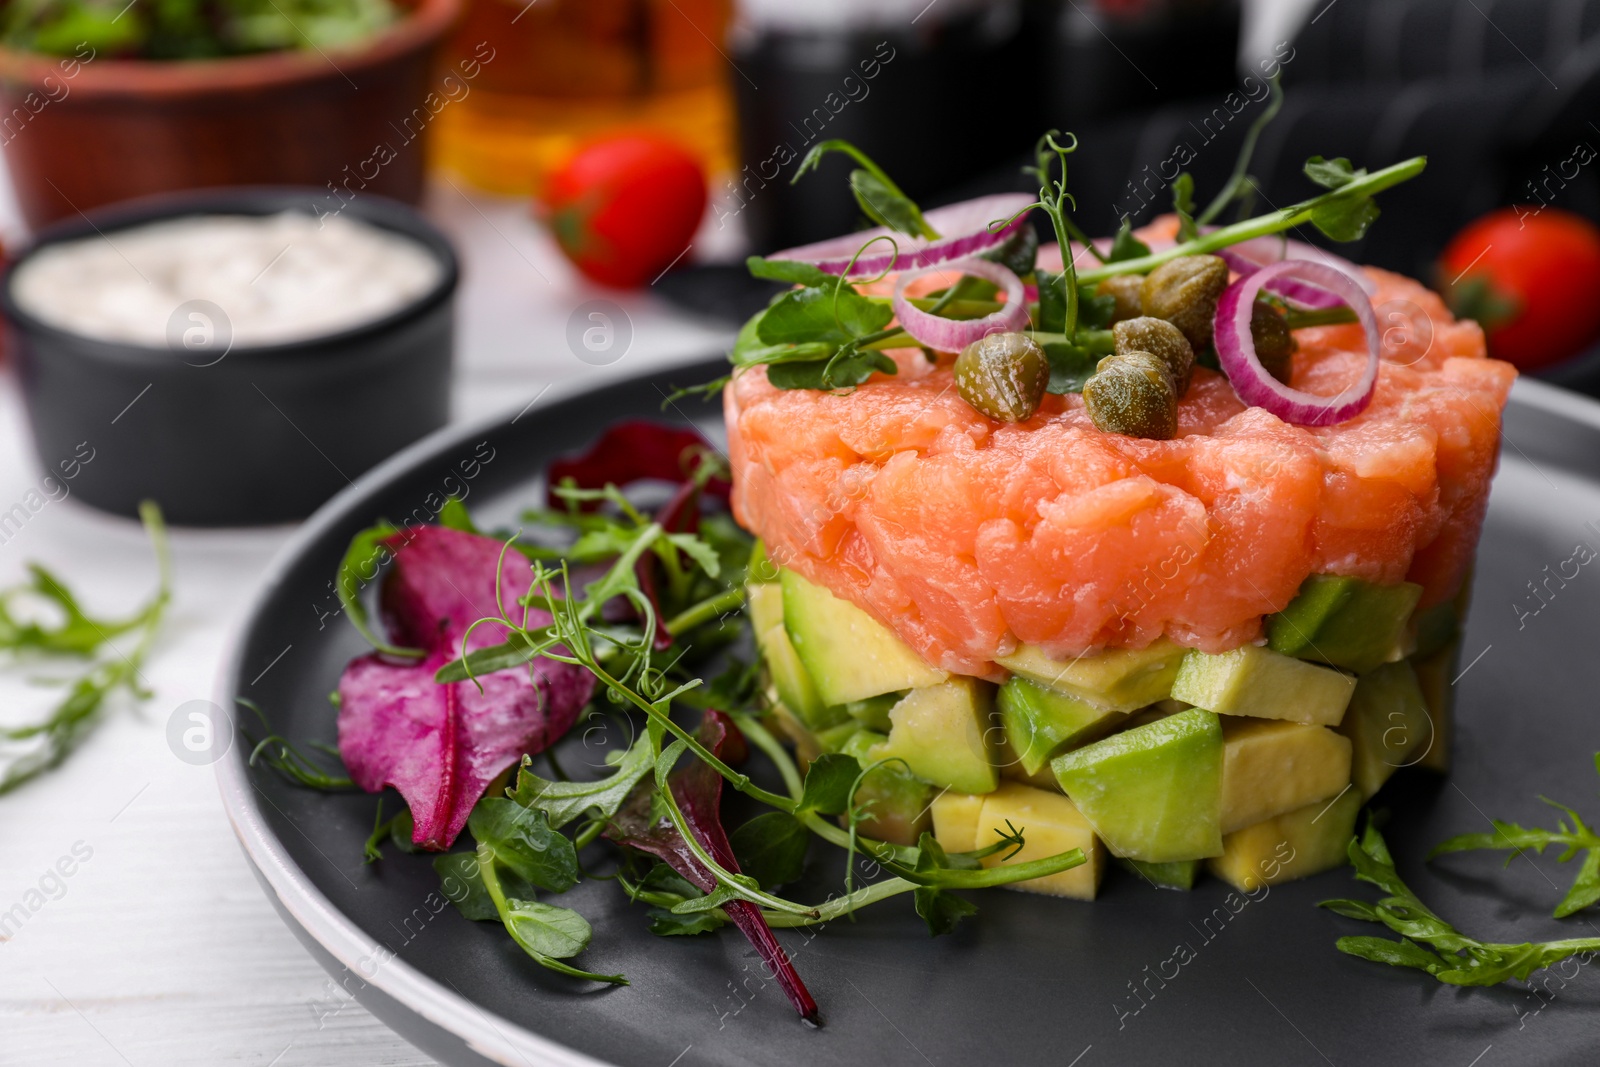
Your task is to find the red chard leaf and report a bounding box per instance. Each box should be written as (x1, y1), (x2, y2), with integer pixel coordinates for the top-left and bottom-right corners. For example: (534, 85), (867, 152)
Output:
(608, 711), (818, 1024)
(337, 527), (593, 850)
(546, 421), (730, 508)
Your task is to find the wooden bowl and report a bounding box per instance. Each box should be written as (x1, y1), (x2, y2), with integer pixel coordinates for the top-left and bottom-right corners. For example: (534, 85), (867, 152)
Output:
(0, 0), (461, 229)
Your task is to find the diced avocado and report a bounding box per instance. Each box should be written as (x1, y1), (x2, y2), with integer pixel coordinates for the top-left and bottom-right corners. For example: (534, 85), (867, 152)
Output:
(977, 782), (1105, 899)
(1266, 574), (1422, 674)
(1208, 785), (1361, 892)
(1411, 600), (1460, 661)
(1118, 857), (1202, 891)
(1000, 759), (1066, 792)
(997, 676), (1128, 776)
(1171, 644), (1355, 727)
(995, 639), (1185, 713)
(747, 539), (779, 583)
(1220, 718), (1352, 834)
(815, 721), (862, 753)
(853, 767), (934, 847)
(1412, 642), (1458, 774)
(1050, 708), (1224, 863)
(780, 569), (946, 705)
(844, 693), (901, 733)
(1338, 660), (1431, 798)
(875, 678), (1000, 795)
(931, 790), (987, 853)
(769, 704), (821, 766)
(751, 583), (848, 731)
(840, 729), (887, 763)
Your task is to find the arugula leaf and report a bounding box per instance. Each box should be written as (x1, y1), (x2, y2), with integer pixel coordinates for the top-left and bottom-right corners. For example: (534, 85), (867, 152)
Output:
(792, 139), (938, 239)
(914, 886), (979, 936)
(797, 752), (863, 816)
(1172, 172), (1198, 242)
(1106, 219), (1151, 263)
(1320, 824), (1600, 986)
(730, 811), (809, 889)
(509, 733), (654, 829)
(1429, 763), (1600, 918)
(745, 255), (839, 288)
(469, 799), (579, 893)
(1304, 155), (1364, 190)
(0, 563), (150, 656)
(0, 501), (172, 796)
(335, 522), (422, 658)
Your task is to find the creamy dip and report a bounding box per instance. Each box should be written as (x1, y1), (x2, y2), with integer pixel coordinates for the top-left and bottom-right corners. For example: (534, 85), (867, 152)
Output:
(11, 211), (442, 348)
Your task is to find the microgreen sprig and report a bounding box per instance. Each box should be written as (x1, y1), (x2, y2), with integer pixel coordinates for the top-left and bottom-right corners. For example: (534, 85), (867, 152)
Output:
(1429, 752), (1600, 918)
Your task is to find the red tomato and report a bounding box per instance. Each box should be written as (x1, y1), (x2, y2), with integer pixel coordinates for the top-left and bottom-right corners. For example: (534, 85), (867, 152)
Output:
(542, 134), (708, 289)
(1439, 207), (1600, 370)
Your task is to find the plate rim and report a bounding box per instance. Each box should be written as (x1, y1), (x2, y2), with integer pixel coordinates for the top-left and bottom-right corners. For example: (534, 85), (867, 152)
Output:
(213, 369), (1596, 1067)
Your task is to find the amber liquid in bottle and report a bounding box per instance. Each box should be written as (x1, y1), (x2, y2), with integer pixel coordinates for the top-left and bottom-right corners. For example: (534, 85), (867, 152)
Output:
(434, 0), (735, 196)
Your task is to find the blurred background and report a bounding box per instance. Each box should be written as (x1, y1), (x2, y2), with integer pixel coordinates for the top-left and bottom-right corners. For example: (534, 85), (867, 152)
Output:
(3, 0), (1600, 1062)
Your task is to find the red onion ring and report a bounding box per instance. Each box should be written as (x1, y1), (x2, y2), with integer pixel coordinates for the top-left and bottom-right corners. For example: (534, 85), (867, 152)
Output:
(1214, 259), (1380, 427)
(769, 194), (1036, 278)
(1215, 233), (1377, 308)
(891, 258), (1029, 353)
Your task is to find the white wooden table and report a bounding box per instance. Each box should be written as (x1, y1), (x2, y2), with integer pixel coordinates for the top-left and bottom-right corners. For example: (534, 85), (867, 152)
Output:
(0, 176), (731, 1067)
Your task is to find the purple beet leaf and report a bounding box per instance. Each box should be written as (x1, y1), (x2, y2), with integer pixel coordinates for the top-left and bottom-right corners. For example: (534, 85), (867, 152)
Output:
(337, 526), (593, 850)
(545, 421), (730, 508)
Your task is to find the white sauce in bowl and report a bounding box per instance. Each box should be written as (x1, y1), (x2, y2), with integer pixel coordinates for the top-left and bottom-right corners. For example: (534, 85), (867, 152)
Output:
(11, 212), (443, 348)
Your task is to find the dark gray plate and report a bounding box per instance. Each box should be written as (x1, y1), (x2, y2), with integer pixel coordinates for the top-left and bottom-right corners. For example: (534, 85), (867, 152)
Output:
(218, 361), (1600, 1067)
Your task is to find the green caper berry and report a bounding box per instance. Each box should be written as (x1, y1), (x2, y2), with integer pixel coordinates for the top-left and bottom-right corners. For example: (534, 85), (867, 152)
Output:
(1140, 254), (1229, 350)
(1095, 274), (1144, 324)
(1083, 351), (1177, 440)
(1250, 299), (1297, 384)
(1112, 316), (1195, 395)
(954, 331), (1049, 422)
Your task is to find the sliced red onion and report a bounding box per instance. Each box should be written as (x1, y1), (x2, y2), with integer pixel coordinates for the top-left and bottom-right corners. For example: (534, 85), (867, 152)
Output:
(1214, 259), (1380, 427)
(768, 193), (1036, 278)
(1215, 232), (1377, 308)
(890, 258), (1028, 352)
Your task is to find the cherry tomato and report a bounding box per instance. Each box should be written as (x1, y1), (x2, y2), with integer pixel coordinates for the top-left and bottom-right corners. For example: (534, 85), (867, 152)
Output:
(542, 134), (708, 289)
(1439, 207), (1600, 370)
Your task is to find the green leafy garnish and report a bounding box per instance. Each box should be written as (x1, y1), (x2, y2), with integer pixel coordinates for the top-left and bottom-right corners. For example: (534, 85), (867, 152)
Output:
(1171, 172), (1198, 243)
(1321, 824), (1600, 985)
(792, 139), (938, 239)
(0, 501), (170, 796)
(1430, 753), (1600, 918)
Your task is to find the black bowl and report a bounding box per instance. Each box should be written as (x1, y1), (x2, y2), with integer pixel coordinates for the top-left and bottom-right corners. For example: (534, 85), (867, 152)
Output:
(2, 186), (459, 526)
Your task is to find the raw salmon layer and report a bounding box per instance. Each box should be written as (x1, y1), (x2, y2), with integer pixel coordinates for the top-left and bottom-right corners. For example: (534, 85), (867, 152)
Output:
(725, 268), (1516, 678)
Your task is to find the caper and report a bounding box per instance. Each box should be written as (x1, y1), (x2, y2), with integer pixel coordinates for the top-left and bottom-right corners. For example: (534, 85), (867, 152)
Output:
(1250, 299), (1297, 384)
(1095, 274), (1144, 324)
(954, 331), (1049, 422)
(1083, 351), (1177, 440)
(1112, 316), (1195, 395)
(1140, 254), (1229, 350)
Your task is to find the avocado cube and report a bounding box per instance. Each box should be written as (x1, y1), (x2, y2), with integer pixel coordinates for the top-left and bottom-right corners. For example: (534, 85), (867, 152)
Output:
(931, 790), (987, 853)
(1051, 708), (1224, 863)
(1338, 660), (1432, 798)
(997, 676), (1128, 776)
(747, 539), (779, 584)
(875, 678), (999, 795)
(1412, 643), (1458, 773)
(1118, 857), (1202, 891)
(780, 569), (946, 705)
(844, 693), (901, 733)
(1410, 600), (1460, 662)
(750, 583), (849, 731)
(1208, 785), (1361, 891)
(1171, 644), (1355, 727)
(995, 639), (1185, 713)
(837, 730), (933, 846)
(977, 782), (1105, 899)
(1267, 574), (1422, 674)
(815, 721), (862, 753)
(1220, 718), (1353, 834)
